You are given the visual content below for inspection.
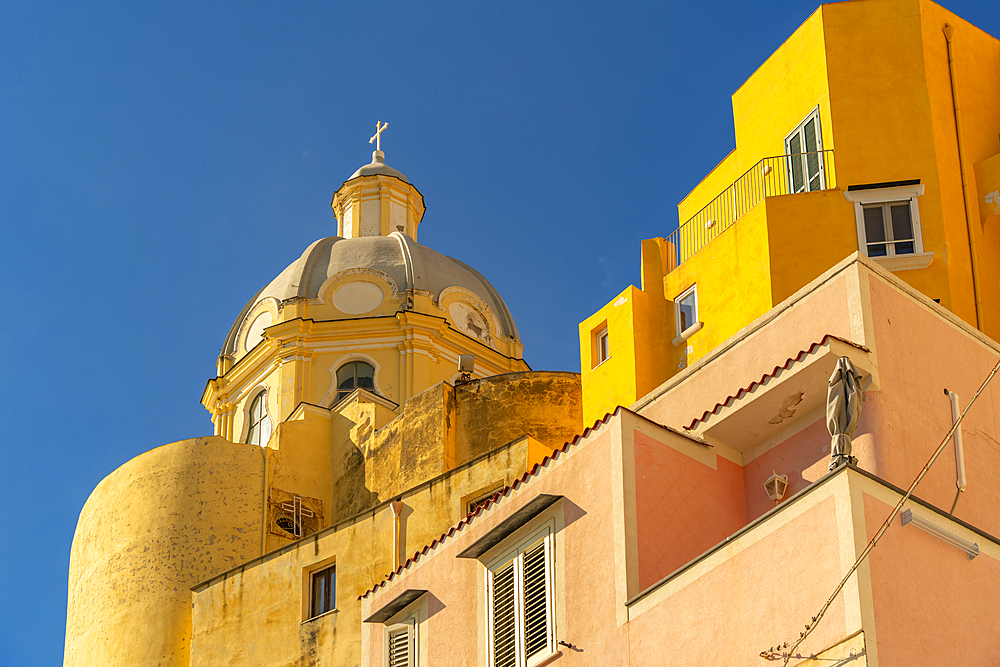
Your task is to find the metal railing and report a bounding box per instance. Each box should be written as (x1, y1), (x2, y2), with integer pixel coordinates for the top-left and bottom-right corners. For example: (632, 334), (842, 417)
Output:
(664, 150), (836, 271)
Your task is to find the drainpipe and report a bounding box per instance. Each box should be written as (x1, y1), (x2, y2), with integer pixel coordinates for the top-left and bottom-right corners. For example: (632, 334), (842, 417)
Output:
(943, 23), (983, 330)
(390, 501), (405, 570)
(259, 446), (270, 556)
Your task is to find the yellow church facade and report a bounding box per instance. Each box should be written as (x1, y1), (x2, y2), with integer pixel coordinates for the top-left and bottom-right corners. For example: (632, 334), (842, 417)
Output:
(64, 144), (583, 666)
(580, 0), (1000, 426)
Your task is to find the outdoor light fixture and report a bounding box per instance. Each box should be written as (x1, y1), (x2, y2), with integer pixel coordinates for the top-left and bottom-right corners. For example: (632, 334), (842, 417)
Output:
(705, 219), (716, 230)
(901, 509), (979, 560)
(762, 164), (772, 176)
(762, 472), (788, 504)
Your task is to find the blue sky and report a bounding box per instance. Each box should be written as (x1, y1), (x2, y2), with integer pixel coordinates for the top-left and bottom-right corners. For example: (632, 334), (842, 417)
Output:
(1, 0), (996, 663)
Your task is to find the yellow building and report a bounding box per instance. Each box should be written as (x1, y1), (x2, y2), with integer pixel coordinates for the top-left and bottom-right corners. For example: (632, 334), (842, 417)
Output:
(580, 0), (1000, 426)
(64, 144), (583, 666)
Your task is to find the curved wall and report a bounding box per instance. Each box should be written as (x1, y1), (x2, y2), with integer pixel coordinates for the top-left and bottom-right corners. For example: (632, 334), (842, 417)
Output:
(64, 436), (265, 667)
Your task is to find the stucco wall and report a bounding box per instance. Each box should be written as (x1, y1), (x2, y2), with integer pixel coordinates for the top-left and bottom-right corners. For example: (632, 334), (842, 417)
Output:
(65, 436), (265, 667)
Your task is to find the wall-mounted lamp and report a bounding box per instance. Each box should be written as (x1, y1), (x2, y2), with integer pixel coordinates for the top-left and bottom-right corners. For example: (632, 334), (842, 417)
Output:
(762, 472), (789, 504)
(762, 164), (772, 176)
(704, 219), (716, 230)
(901, 509), (978, 560)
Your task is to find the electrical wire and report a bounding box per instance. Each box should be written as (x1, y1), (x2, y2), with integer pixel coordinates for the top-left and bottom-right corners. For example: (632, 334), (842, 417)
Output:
(762, 356), (1000, 665)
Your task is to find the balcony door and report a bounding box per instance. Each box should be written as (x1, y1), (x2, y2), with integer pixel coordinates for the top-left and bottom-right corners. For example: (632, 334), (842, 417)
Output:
(785, 107), (825, 193)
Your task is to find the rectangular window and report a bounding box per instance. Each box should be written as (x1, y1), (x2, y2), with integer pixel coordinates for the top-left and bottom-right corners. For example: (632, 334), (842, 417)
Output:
(784, 107), (825, 193)
(862, 201), (915, 257)
(675, 286), (698, 336)
(845, 182), (930, 271)
(310, 565), (336, 619)
(596, 328), (609, 365)
(590, 323), (610, 369)
(467, 484), (505, 516)
(487, 530), (554, 667)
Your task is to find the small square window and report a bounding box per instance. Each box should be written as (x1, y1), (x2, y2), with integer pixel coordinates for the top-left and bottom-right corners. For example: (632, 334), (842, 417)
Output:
(467, 484), (505, 516)
(675, 286), (698, 335)
(310, 565), (336, 619)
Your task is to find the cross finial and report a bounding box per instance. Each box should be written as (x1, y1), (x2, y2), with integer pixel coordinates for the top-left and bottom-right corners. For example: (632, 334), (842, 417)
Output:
(369, 121), (388, 151)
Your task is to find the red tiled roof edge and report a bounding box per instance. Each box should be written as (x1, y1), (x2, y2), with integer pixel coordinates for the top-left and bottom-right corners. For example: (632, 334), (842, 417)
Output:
(358, 407), (624, 600)
(683, 334), (870, 430)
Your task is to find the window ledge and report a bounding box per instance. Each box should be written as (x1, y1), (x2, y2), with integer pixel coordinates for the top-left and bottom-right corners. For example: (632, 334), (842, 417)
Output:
(529, 650), (563, 667)
(672, 321), (703, 347)
(870, 252), (933, 272)
(302, 608), (338, 624)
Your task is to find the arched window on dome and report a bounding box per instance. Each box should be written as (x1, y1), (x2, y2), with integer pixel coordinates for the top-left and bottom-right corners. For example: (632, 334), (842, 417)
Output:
(246, 391), (272, 446)
(336, 361), (376, 403)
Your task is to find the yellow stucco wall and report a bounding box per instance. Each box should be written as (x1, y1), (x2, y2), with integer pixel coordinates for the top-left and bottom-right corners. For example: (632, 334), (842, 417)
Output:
(65, 437), (266, 667)
(664, 201), (774, 366)
(188, 436), (538, 667)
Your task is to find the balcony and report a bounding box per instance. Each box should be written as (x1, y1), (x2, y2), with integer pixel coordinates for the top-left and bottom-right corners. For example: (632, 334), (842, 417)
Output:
(665, 150), (837, 271)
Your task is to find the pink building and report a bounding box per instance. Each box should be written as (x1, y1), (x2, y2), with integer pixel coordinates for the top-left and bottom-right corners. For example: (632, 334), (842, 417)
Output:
(359, 257), (1000, 667)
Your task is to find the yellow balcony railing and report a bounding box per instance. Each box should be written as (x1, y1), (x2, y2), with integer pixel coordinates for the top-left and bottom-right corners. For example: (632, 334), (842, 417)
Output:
(664, 150), (836, 271)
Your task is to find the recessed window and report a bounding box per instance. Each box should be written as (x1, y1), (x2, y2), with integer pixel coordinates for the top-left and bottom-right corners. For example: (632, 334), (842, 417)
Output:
(675, 286), (698, 336)
(245, 391), (272, 446)
(467, 485), (505, 516)
(336, 360), (376, 403)
(487, 529), (554, 667)
(784, 107), (825, 193)
(845, 183), (930, 271)
(309, 565), (336, 619)
(595, 327), (609, 366)
(862, 201), (915, 257)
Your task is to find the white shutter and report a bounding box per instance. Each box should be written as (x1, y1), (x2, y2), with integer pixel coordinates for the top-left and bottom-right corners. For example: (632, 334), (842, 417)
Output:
(522, 542), (550, 660)
(491, 561), (517, 667)
(387, 623), (413, 667)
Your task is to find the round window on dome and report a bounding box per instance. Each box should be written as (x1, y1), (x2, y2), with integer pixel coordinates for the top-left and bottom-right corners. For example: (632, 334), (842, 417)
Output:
(336, 361), (376, 403)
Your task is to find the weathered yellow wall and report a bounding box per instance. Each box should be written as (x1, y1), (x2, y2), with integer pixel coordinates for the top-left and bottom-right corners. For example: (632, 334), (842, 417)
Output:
(65, 437), (265, 667)
(189, 437), (535, 667)
(367, 372), (582, 501)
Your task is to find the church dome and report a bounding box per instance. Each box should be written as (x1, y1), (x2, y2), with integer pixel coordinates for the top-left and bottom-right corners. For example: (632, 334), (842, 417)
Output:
(222, 232), (520, 357)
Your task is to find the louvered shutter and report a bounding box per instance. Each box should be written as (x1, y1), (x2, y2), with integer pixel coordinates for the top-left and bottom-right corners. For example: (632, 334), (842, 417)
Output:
(491, 561), (517, 667)
(522, 542), (550, 660)
(387, 623), (413, 667)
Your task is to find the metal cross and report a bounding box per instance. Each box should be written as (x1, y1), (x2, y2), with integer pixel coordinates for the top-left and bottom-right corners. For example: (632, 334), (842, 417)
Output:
(280, 496), (315, 538)
(369, 121), (388, 151)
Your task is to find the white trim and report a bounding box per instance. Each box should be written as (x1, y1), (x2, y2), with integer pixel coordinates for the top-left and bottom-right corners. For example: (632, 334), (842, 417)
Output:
(384, 615), (417, 667)
(240, 384), (273, 446)
(784, 106), (825, 192)
(844, 184), (929, 266)
(485, 523), (556, 667)
(673, 285), (699, 342)
(595, 327), (610, 367)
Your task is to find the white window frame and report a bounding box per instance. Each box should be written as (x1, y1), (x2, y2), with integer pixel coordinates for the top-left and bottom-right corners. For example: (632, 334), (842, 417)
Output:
(672, 285), (702, 347)
(384, 615), (417, 667)
(595, 327), (610, 367)
(485, 525), (556, 667)
(244, 387), (273, 446)
(784, 106), (826, 193)
(844, 183), (933, 271)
